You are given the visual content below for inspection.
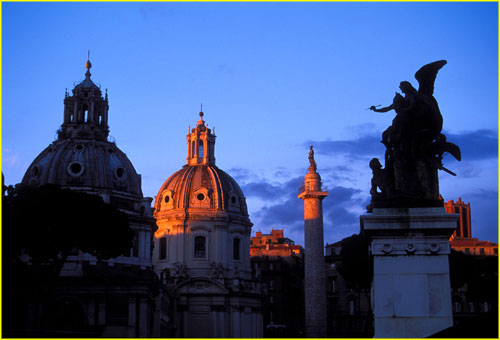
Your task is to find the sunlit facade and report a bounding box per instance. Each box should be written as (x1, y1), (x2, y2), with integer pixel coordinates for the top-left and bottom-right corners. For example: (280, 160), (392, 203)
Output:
(153, 111), (263, 337)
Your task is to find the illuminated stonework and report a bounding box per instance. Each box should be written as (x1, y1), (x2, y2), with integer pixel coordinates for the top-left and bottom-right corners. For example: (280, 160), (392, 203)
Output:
(298, 146), (328, 338)
(153, 111), (262, 338)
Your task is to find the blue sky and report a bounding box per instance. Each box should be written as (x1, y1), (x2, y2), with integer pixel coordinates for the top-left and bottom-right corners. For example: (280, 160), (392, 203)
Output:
(2, 2), (498, 246)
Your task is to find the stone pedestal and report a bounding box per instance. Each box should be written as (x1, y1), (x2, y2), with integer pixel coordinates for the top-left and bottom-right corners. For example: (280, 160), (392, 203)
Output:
(361, 207), (458, 338)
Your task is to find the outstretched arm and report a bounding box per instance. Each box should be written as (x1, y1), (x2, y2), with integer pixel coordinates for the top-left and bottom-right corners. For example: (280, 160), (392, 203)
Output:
(370, 104), (393, 113)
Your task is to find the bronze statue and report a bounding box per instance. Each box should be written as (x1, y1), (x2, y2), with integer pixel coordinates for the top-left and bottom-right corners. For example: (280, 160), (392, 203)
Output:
(308, 145), (317, 171)
(368, 60), (461, 207)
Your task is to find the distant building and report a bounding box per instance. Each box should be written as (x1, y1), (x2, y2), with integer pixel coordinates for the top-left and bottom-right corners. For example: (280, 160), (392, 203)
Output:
(444, 197), (471, 238)
(449, 237), (498, 256)
(250, 229), (303, 257)
(250, 229), (305, 337)
(444, 197), (498, 256)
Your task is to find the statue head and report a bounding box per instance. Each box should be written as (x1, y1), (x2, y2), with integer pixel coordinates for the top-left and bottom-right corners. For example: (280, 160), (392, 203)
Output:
(369, 158), (382, 171)
(399, 81), (416, 94)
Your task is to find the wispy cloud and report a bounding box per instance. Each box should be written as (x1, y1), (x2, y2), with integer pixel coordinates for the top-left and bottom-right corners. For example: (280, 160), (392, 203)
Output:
(306, 128), (497, 163)
(445, 129), (497, 161)
(2, 148), (19, 168)
(306, 133), (384, 161)
(247, 173), (365, 244)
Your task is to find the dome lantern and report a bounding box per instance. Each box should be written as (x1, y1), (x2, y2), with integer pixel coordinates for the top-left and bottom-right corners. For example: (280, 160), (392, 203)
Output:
(58, 58), (109, 141)
(186, 110), (216, 166)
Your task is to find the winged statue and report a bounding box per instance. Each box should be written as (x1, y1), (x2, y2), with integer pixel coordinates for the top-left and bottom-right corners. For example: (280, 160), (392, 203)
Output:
(367, 60), (461, 207)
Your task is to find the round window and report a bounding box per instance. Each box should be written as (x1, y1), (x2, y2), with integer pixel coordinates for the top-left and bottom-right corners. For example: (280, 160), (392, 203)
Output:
(231, 196), (237, 204)
(197, 193), (205, 201)
(67, 161), (84, 177)
(75, 144), (84, 152)
(70, 163), (81, 173)
(164, 195), (170, 203)
(31, 165), (40, 178)
(115, 167), (125, 179)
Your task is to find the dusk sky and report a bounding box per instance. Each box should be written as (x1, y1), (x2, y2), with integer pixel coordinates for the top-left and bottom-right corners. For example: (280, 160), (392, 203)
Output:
(3, 2), (498, 246)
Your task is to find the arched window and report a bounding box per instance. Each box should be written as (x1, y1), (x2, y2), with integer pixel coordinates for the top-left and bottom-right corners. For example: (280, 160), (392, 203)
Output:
(198, 140), (204, 158)
(349, 300), (355, 315)
(233, 238), (241, 260)
(82, 104), (89, 123)
(194, 235), (206, 258)
(159, 237), (167, 260)
(191, 141), (195, 158)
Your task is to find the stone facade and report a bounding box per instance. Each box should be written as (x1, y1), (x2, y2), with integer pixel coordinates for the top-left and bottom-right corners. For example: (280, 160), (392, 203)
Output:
(250, 228), (305, 337)
(361, 207), (457, 338)
(153, 111), (263, 338)
(250, 229), (303, 257)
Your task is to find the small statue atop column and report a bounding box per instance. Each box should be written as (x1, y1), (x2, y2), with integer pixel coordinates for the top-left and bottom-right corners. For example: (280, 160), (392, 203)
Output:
(308, 145), (317, 172)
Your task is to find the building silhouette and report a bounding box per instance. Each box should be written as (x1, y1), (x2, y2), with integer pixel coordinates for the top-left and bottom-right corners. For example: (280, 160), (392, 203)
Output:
(4, 60), (158, 337)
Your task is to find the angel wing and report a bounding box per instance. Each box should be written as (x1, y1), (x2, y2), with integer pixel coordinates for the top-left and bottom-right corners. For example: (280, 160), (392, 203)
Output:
(414, 60), (447, 96)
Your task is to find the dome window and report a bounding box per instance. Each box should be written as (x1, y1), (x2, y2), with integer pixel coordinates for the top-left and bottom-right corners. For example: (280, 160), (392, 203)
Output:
(67, 161), (85, 177)
(197, 193), (205, 201)
(164, 195), (170, 203)
(30, 165), (41, 178)
(115, 167), (125, 179)
(74, 144), (84, 152)
(231, 196), (237, 204)
(198, 140), (204, 158)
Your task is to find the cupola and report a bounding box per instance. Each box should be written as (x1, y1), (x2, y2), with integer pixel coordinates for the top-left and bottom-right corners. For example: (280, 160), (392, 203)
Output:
(58, 57), (110, 141)
(186, 111), (216, 166)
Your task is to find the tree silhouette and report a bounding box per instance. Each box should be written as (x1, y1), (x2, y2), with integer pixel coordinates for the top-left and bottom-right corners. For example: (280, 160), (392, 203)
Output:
(3, 184), (134, 277)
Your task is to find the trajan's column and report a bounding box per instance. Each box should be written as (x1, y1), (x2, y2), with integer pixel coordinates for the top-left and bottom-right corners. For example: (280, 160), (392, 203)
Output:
(298, 145), (328, 337)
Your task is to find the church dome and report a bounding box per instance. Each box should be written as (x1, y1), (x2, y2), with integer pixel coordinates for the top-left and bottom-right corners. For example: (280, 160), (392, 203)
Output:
(21, 59), (143, 200)
(155, 165), (248, 217)
(22, 139), (143, 198)
(154, 111), (249, 221)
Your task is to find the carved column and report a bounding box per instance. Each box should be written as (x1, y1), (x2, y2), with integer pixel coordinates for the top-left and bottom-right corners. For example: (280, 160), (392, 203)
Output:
(298, 153), (328, 338)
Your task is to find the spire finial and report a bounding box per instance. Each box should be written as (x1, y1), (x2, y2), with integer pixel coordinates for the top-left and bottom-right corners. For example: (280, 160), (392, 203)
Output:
(85, 50), (92, 78)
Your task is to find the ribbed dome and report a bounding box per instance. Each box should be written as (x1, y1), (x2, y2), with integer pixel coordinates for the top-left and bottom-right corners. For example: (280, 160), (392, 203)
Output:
(154, 164), (249, 218)
(22, 138), (143, 198)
